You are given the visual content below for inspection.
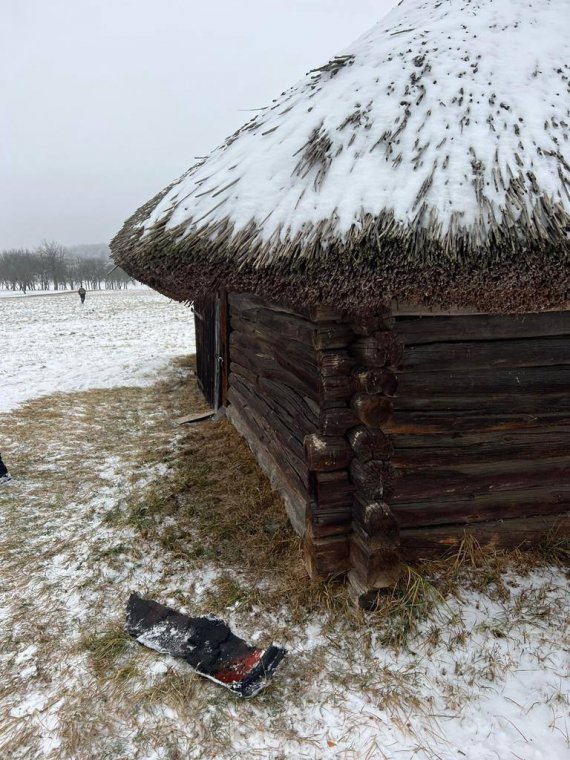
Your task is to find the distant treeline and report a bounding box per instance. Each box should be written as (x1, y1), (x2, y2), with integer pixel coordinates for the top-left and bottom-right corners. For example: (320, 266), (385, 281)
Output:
(0, 241), (134, 293)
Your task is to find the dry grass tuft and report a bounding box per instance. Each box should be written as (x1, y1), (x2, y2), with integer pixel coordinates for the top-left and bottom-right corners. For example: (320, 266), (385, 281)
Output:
(374, 566), (449, 649)
(81, 626), (135, 678)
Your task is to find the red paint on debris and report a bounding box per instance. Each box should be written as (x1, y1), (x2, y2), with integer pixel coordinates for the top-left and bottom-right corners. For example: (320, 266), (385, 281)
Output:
(214, 649), (263, 683)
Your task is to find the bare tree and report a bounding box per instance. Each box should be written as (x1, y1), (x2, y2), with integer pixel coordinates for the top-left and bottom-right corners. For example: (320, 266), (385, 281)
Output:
(0, 249), (38, 292)
(37, 240), (68, 290)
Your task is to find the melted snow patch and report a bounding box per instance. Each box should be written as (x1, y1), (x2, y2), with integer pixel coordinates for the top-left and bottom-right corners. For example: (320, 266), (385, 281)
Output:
(10, 692), (48, 718)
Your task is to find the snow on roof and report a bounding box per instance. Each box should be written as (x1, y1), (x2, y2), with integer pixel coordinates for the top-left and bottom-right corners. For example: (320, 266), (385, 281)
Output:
(113, 0), (570, 312)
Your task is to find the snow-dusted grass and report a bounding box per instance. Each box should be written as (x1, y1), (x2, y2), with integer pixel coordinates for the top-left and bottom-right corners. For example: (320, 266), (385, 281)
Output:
(0, 288), (195, 413)
(0, 292), (568, 759)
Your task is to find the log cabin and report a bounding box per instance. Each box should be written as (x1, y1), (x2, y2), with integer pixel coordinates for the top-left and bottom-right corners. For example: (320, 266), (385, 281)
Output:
(111, 0), (570, 606)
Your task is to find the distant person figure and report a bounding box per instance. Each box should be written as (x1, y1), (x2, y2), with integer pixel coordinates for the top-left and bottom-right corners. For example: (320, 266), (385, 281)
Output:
(0, 452), (10, 484)
(78, 286), (86, 304)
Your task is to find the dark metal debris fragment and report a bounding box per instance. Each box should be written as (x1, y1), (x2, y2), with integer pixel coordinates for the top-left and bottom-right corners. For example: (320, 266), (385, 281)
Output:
(125, 593), (286, 698)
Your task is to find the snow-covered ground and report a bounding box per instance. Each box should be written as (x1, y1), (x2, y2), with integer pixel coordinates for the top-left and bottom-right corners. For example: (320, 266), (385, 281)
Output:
(0, 290), (568, 759)
(0, 288), (195, 412)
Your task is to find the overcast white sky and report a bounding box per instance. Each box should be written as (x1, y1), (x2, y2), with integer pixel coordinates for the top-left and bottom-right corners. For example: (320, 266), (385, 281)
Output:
(1, 0), (398, 250)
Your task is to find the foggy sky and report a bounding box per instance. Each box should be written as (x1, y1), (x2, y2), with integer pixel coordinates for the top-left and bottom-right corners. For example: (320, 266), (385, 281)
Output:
(1, 0), (398, 250)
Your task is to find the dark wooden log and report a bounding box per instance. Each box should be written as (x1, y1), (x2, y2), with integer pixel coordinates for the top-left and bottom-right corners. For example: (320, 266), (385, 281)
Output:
(311, 471), (355, 510)
(226, 404), (308, 535)
(230, 375), (306, 449)
(307, 516), (353, 538)
(390, 461), (570, 504)
(230, 301), (352, 350)
(394, 392), (570, 414)
(392, 429), (570, 469)
(351, 314), (395, 335)
(229, 360), (259, 387)
(351, 394), (394, 428)
(256, 376), (319, 433)
(354, 369), (398, 396)
(352, 494), (399, 539)
(399, 513), (570, 559)
(230, 314), (316, 361)
(227, 391), (307, 492)
(305, 434), (353, 472)
(350, 459), (390, 500)
(349, 530), (400, 588)
(383, 410), (570, 436)
(396, 366), (570, 398)
(230, 293), (344, 324)
(319, 406), (360, 435)
(320, 374), (358, 402)
(391, 485), (570, 528)
(347, 427), (394, 462)
(351, 332), (404, 369)
(395, 311), (570, 345)
(230, 341), (319, 402)
(404, 337), (570, 372)
(390, 425), (570, 450)
(219, 289), (230, 405)
(230, 332), (319, 391)
(231, 333), (355, 402)
(318, 351), (356, 376)
(304, 533), (350, 578)
(227, 384), (309, 488)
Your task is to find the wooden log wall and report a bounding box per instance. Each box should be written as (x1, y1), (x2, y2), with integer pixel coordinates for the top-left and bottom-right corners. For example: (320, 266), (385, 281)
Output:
(224, 294), (570, 606)
(390, 311), (570, 559)
(345, 321), (403, 607)
(226, 293), (356, 578)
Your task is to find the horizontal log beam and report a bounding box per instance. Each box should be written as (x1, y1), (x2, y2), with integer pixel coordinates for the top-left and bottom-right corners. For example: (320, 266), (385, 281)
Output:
(319, 406), (359, 436)
(354, 368), (398, 396)
(311, 470), (355, 510)
(318, 351), (356, 376)
(392, 432), (570, 469)
(403, 337), (570, 372)
(304, 533), (350, 578)
(350, 458), (390, 501)
(226, 404), (308, 536)
(352, 495), (399, 539)
(396, 365), (570, 397)
(395, 311), (570, 345)
(230, 343), (319, 403)
(352, 393), (394, 428)
(351, 333), (404, 369)
(399, 513), (570, 559)
(393, 392), (570, 414)
(305, 434), (353, 473)
(391, 461), (570, 504)
(228, 384), (309, 488)
(348, 426), (394, 462)
(383, 410), (570, 436)
(230, 292), (345, 323)
(231, 305), (352, 351)
(349, 531), (401, 589)
(391, 485), (570, 528)
(350, 314), (395, 335)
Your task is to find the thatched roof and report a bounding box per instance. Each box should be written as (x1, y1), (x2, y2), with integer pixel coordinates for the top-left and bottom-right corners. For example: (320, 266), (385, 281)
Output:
(112, 0), (570, 313)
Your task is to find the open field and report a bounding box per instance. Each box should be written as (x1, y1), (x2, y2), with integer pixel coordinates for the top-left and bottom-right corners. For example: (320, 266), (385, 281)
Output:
(0, 288), (195, 412)
(0, 291), (568, 759)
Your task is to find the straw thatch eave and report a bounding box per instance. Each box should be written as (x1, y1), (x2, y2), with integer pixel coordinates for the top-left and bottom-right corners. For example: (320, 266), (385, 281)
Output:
(112, 199), (569, 314)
